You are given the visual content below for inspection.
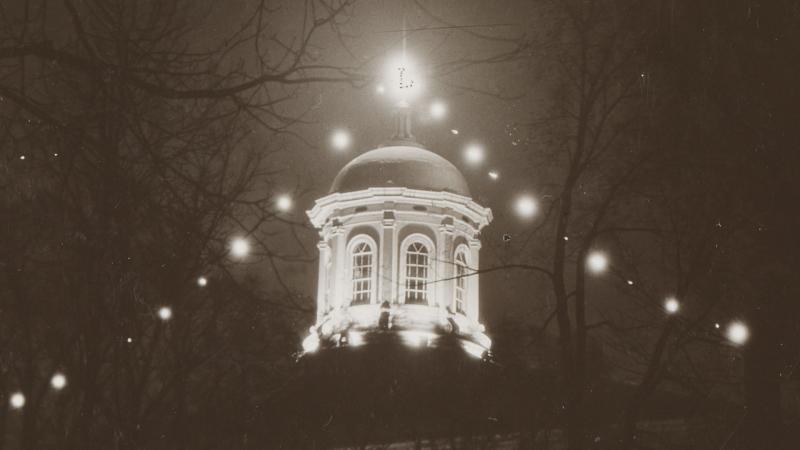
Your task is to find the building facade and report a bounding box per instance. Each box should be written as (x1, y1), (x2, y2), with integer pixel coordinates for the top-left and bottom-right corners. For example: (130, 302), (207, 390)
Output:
(302, 135), (493, 359)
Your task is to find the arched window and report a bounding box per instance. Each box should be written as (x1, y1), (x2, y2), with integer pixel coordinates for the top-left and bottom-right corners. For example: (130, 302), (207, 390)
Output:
(348, 237), (376, 305)
(402, 238), (432, 305)
(453, 247), (469, 314)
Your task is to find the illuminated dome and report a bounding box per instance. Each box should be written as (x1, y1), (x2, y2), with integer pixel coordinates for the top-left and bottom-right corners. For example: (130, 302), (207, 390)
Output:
(330, 145), (471, 196)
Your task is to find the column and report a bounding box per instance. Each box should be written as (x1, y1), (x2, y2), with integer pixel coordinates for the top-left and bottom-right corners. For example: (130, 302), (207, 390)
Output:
(315, 240), (330, 322)
(468, 238), (482, 322)
(381, 207), (396, 303)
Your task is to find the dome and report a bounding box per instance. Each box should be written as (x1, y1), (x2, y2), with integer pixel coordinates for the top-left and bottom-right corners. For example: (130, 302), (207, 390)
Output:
(330, 145), (470, 196)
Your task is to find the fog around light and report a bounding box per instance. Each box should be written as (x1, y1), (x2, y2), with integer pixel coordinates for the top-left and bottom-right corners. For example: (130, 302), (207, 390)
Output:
(514, 196), (537, 218)
(587, 252), (608, 273)
(230, 237), (250, 258)
(331, 129), (351, 151)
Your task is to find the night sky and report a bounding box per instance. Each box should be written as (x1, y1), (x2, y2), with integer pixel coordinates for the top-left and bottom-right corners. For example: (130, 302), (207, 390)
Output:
(2, 1), (799, 449)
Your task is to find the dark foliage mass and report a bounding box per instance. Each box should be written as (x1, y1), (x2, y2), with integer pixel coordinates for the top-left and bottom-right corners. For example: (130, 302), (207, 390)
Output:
(1, 1), (799, 449)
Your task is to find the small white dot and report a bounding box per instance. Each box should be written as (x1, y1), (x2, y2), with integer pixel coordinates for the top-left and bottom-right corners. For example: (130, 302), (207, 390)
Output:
(50, 373), (67, 390)
(197, 276), (208, 287)
(715, 323), (720, 329)
(9, 392), (25, 409)
(157, 306), (172, 321)
(53, 153), (59, 157)
(126, 337), (133, 343)
(488, 170), (499, 180)
(627, 280), (634, 286)
(664, 297), (680, 314)
(450, 129), (459, 135)
(19, 155), (25, 160)
(563, 236), (569, 241)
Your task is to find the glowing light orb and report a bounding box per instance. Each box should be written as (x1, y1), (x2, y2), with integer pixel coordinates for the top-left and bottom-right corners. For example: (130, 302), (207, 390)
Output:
(464, 144), (485, 165)
(197, 276), (208, 287)
(488, 170), (499, 180)
(50, 373), (67, 390)
(514, 196), (538, 218)
(714, 323), (720, 329)
(450, 129), (459, 135)
(331, 129), (351, 151)
(230, 237), (250, 258)
(384, 54), (422, 103)
(9, 392), (25, 409)
(664, 297), (680, 314)
(126, 337), (133, 343)
(275, 194), (292, 212)
(429, 100), (447, 119)
(586, 252), (609, 273)
(19, 155), (25, 160)
(157, 306), (173, 321)
(726, 321), (749, 345)
(627, 280), (635, 286)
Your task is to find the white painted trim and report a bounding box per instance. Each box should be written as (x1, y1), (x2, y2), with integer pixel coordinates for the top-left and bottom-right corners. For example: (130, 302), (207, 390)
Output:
(398, 233), (436, 306)
(346, 234), (379, 306)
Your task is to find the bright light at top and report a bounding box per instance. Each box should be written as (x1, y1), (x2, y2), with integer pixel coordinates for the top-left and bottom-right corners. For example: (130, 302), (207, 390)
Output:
(51, 373), (67, 390)
(275, 194), (292, 212)
(664, 297), (680, 314)
(384, 54), (422, 103)
(158, 306), (173, 321)
(9, 392), (25, 409)
(429, 100), (447, 120)
(726, 321), (749, 345)
(587, 252), (608, 273)
(331, 129), (351, 151)
(514, 195), (537, 218)
(230, 237), (250, 258)
(464, 144), (485, 165)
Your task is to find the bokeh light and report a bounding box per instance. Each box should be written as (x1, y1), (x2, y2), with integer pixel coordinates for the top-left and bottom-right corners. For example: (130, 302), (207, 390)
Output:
(514, 195), (538, 218)
(331, 129), (351, 151)
(9, 392), (25, 409)
(464, 144), (485, 165)
(275, 194), (292, 212)
(429, 100), (447, 120)
(726, 321), (749, 345)
(50, 373), (67, 390)
(158, 306), (173, 321)
(230, 237), (250, 258)
(586, 252), (609, 273)
(664, 297), (680, 314)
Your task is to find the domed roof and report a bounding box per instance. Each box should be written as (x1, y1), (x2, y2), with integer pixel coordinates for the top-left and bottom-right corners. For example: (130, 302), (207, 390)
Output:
(330, 145), (470, 196)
